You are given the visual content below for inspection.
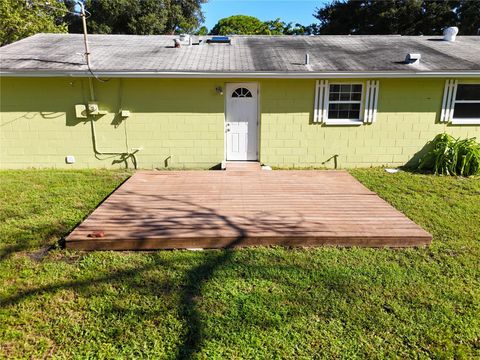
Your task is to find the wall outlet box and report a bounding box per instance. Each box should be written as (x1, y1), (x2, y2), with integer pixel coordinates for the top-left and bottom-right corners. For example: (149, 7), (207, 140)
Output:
(120, 110), (130, 118)
(65, 155), (75, 164)
(75, 104), (87, 118)
(87, 102), (100, 115)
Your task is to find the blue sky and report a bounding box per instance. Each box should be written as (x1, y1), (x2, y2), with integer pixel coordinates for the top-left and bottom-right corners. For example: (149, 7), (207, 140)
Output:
(201, 1), (328, 30)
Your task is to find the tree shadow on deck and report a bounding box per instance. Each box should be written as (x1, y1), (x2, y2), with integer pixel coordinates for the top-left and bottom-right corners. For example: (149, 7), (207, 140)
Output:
(91, 192), (315, 358)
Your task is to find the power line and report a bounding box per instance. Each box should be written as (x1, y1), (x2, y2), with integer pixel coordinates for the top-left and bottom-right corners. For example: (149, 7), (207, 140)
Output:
(35, 1), (107, 82)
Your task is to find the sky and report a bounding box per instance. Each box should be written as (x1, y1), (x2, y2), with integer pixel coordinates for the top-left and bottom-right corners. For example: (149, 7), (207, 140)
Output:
(201, 0), (328, 30)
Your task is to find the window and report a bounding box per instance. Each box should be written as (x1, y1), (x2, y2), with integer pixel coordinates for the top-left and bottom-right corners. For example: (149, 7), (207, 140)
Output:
(314, 80), (378, 124)
(232, 87), (252, 98)
(453, 84), (480, 123)
(326, 84), (363, 124)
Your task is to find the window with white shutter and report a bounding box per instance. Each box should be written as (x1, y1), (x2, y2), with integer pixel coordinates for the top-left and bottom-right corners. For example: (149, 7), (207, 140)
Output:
(313, 80), (379, 125)
(441, 80), (480, 125)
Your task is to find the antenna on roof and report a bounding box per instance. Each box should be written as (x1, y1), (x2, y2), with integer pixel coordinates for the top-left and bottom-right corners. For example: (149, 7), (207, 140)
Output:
(76, 2), (91, 70)
(34, 1), (106, 83)
(74, 2), (107, 83)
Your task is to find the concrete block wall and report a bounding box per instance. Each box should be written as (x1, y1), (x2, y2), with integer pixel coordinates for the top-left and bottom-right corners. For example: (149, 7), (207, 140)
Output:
(0, 77), (226, 169)
(259, 78), (480, 168)
(1, 76), (479, 169)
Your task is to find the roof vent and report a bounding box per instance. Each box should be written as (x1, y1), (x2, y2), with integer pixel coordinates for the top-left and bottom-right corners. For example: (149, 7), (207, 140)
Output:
(405, 53), (421, 64)
(305, 53), (310, 65)
(179, 34), (191, 44)
(173, 34), (192, 48)
(206, 36), (231, 44)
(443, 27), (459, 42)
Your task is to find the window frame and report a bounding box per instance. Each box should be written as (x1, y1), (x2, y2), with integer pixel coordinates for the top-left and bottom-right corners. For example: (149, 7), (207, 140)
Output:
(324, 83), (364, 126)
(231, 87), (253, 98)
(451, 83), (480, 125)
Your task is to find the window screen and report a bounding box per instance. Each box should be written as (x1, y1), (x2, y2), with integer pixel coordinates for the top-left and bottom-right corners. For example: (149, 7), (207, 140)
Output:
(453, 85), (480, 119)
(328, 84), (362, 120)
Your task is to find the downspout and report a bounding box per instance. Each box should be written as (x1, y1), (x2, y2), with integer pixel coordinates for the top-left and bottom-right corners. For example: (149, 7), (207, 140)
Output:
(79, 2), (139, 168)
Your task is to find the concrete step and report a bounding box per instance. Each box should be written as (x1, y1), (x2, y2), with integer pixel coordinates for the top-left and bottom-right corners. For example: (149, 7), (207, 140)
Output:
(225, 161), (261, 172)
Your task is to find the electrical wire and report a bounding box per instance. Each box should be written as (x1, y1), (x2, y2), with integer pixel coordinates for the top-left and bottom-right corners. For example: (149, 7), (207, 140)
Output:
(38, 2), (107, 82)
(86, 59), (109, 83)
(37, 1), (137, 167)
(35, 2), (91, 18)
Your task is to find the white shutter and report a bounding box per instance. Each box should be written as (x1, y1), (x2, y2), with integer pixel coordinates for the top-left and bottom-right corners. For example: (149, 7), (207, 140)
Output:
(313, 80), (329, 123)
(363, 80), (379, 124)
(440, 79), (458, 123)
(314, 80), (320, 122)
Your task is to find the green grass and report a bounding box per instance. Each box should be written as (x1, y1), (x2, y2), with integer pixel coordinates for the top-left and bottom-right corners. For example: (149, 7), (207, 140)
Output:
(0, 169), (479, 359)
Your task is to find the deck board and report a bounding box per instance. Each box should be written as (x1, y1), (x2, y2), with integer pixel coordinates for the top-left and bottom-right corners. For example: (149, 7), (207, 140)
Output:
(65, 170), (432, 250)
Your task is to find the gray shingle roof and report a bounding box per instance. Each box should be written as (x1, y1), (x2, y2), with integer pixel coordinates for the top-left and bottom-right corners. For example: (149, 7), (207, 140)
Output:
(1, 33), (479, 76)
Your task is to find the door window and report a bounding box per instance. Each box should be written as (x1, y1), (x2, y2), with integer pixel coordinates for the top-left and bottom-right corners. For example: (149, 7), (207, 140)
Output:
(232, 88), (253, 98)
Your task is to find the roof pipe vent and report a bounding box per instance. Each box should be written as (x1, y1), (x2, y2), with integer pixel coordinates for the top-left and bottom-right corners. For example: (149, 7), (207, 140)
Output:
(443, 27), (459, 42)
(174, 34), (192, 48)
(179, 34), (192, 45)
(405, 53), (421, 64)
(305, 53), (310, 65)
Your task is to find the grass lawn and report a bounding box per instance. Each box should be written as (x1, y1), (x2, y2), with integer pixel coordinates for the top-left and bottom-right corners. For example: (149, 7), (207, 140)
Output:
(0, 168), (479, 359)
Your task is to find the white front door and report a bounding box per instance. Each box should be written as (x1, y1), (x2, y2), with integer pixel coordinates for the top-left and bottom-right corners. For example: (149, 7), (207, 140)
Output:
(225, 83), (259, 161)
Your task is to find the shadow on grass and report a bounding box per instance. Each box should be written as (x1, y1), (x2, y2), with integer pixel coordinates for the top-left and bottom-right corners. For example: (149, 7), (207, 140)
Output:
(0, 191), (313, 358)
(0, 174), (132, 263)
(178, 249), (236, 359)
(0, 225), (67, 263)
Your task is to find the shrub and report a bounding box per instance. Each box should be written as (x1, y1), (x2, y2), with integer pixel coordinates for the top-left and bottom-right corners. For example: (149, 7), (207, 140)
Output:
(417, 133), (480, 177)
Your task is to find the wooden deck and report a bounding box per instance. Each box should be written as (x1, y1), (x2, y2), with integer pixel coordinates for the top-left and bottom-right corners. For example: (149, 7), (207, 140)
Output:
(65, 170), (432, 250)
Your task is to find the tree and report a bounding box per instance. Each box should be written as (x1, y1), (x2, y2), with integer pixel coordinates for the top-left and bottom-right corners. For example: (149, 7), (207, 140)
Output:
(0, 0), (68, 46)
(209, 15), (321, 36)
(64, 0), (206, 35)
(195, 26), (209, 35)
(210, 15), (270, 35)
(313, 0), (479, 35)
(164, 0), (206, 34)
(264, 20), (320, 35)
(264, 18), (287, 35)
(457, 0), (480, 35)
(302, 24), (321, 35)
(284, 23), (321, 35)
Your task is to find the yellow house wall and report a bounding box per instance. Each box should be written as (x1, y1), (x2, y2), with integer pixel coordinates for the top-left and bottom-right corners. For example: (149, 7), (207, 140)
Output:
(260, 78), (480, 168)
(0, 77), (479, 169)
(0, 78), (225, 169)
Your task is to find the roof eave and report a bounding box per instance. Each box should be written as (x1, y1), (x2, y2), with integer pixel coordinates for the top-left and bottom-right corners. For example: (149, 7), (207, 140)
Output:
(1, 70), (480, 78)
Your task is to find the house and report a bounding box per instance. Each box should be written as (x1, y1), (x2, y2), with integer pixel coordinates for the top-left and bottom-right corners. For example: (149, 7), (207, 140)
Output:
(0, 33), (479, 169)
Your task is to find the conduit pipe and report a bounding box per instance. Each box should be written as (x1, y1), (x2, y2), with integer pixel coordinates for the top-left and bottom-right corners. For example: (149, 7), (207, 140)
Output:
(78, 2), (140, 168)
